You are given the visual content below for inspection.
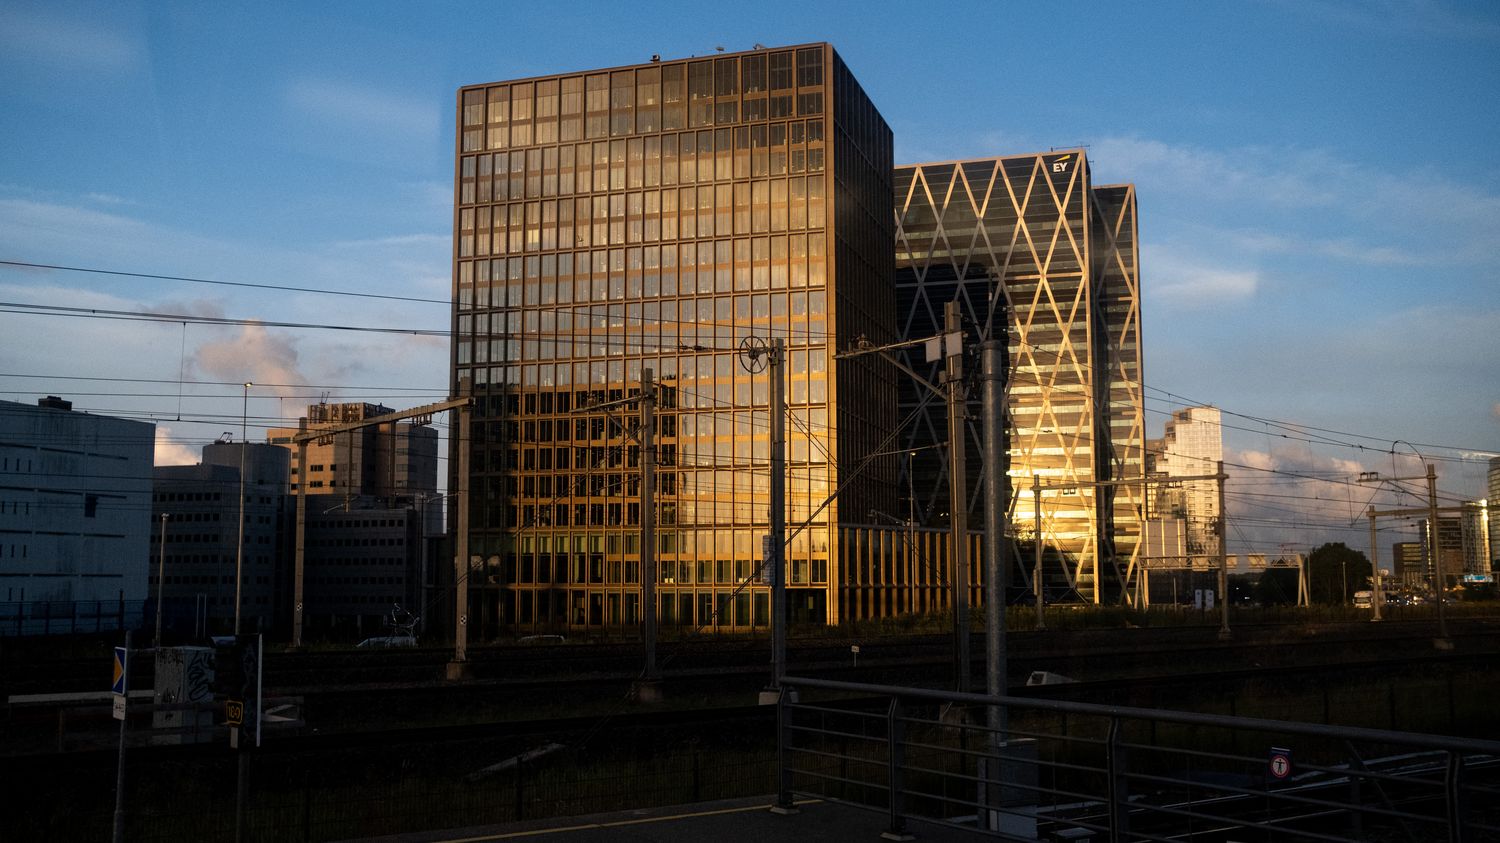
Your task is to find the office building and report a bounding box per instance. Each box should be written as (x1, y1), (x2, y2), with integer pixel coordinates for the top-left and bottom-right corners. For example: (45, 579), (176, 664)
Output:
(1147, 407), (1223, 560)
(451, 44), (898, 634)
(0, 397), (154, 634)
(302, 502), (423, 636)
(1460, 501), (1489, 577)
(1393, 541), (1424, 587)
(1490, 457), (1500, 569)
(892, 152), (1146, 603)
(151, 441), (290, 635)
(267, 402), (439, 501)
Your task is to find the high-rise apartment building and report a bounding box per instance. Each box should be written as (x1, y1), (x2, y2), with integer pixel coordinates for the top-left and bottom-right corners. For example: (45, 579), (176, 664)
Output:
(1489, 457), (1500, 569)
(452, 44), (897, 634)
(1148, 407), (1223, 560)
(268, 402), (438, 501)
(1461, 500), (1489, 577)
(892, 152), (1145, 603)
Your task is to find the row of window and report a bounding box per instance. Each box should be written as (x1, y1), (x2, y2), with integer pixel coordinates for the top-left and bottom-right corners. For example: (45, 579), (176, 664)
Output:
(458, 120), (826, 205)
(458, 294), (829, 361)
(456, 177), (826, 257)
(460, 49), (826, 150)
(455, 236), (830, 313)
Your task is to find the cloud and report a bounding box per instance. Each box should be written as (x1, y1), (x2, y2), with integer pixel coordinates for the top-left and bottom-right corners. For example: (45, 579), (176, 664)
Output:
(0, 7), (141, 71)
(154, 425), (199, 467)
(1090, 135), (1500, 266)
(285, 78), (439, 141)
(1276, 0), (1500, 41)
(1144, 246), (1259, 307)
(190, 323), (310, 397)
(1225, 441), (1378, 557)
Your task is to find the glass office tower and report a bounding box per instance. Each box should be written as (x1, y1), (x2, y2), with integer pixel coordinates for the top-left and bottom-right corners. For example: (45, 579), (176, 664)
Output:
(451, 44), (896, 635)
(893, 152), (1146, 603)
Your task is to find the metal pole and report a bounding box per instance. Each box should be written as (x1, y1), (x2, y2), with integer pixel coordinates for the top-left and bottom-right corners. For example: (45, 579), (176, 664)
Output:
(1428, 463), (1448, 641)
(111, 630), (129, 843)
(641, 368), (658, 680)
(234, 382), (251, 635)
(771, 340), (787, 688)
(981, 340), (1006, 729)
(292, 434), (307, 648)
(944, 301), (971, 693)
(1033, 474), (1045, 630)
(155, 513), (168, 647)
(1369, 505), (1383, 622)
(1216, 460), (1231, 640)
(453, 394), (472, 665)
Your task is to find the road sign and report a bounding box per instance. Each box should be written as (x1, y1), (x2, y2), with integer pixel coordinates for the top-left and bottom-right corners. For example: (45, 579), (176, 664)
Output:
(112, 694), (126, 721)
(226, 699), (244, 727)
(1268, 747), (1293, 780)
(111, 646), (128, 695)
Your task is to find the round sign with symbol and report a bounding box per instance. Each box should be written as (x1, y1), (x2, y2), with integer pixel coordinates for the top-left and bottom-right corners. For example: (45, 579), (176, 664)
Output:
(1268, 749), (1293, 780)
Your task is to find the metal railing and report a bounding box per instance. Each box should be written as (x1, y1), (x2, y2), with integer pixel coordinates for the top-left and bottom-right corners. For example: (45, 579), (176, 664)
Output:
(776, 676), (1500, 841)
(0, 598), (144, 636)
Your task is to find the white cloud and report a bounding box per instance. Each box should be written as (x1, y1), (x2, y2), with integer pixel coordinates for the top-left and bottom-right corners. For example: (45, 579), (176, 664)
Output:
(0, 7), (141, 71)
(1277, 0), (1500, 41)
(154, 425), (199, 467)
(285, 78), (439, 141)
(190, 323), (310, 398)
(1144, 245), (1259, 307)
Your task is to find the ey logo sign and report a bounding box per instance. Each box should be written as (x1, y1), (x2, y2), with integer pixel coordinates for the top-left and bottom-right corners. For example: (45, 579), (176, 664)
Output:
(1052, 154), (1072, 173)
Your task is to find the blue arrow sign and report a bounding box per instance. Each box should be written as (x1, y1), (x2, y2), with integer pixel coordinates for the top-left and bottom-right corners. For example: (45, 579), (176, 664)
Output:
(111, 646), (128, 695)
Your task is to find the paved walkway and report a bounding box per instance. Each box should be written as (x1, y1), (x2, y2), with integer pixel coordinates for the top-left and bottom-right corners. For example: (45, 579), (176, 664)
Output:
(349, 796), (995, 842)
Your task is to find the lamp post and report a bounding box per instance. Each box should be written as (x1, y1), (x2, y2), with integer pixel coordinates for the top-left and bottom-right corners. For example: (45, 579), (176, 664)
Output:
(234, 381), (252, 636)
(155, 513), (169, 646)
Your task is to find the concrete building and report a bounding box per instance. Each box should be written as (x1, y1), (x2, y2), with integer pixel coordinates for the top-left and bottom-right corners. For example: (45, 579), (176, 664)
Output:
(1489, 456), (1500, 569)
(0, 397), (154, 634)
(1392, 541), (1425, 587)
(452, 43), (901, 635)
(1460, 501), (1490, 577)
(151, 441), (290, 635)
(1147, 407), (1223, 561)
(267, 402), (439, 502)
(302, 500), (423, 637)
(892, 152), (1145, 604)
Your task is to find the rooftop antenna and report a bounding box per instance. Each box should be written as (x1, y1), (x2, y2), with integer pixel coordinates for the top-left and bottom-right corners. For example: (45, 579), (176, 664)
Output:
(715, 45), (725, 52)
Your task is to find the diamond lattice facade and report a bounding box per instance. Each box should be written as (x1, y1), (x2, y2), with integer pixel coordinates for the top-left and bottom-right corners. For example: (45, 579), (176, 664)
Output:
(892, 152), (1146, 603)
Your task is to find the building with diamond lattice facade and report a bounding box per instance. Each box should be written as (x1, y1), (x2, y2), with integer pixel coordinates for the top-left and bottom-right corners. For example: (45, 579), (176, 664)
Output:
(450, 44), (907, 635)
(892, 152), (1146, 604)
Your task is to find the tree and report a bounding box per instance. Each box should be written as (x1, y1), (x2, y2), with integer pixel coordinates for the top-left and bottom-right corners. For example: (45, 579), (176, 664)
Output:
(1306, 542), (1372, 605)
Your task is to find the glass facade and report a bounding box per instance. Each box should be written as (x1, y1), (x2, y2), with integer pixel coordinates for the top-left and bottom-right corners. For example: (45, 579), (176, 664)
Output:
(451, 45), (896, 634)
(892, 152), (1146, 604)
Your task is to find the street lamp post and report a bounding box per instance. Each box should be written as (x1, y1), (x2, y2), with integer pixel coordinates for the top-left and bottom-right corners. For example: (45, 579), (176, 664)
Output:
(155, 513), (169, 646)
(234, 381), (252, 636)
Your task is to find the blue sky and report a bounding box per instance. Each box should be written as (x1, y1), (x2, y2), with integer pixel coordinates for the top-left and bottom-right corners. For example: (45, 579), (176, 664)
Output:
(1, 0), (1496, 558)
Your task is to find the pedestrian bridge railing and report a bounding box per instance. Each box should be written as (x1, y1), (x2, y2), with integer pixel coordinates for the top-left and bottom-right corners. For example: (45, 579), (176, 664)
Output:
(775, 676), (1500, 841)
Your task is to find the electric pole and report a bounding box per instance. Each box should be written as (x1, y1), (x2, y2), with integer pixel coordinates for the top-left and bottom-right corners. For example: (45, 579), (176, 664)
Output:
(641, 368), (659, 681)
(1216, 460), (1230, 640)
(770, 339), (787, 688)
(1033, 474), (1045, 630)
(981, 340), (1007, 727)
(1427, 463), (1448, 642)
(943, 301), (971, 693)
(1368, 505), (1383, 621)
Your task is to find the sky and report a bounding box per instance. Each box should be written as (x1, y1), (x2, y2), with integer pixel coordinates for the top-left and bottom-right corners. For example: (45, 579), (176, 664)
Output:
(1, 0), (1496, 563)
